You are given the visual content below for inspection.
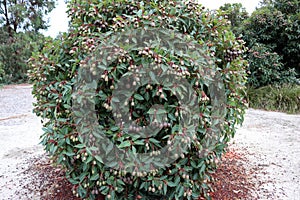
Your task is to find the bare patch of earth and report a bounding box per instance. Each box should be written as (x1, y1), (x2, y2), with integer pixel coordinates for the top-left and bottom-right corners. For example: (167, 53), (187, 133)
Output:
(230, 109), (300, 199)
(0, 84), (44, 199)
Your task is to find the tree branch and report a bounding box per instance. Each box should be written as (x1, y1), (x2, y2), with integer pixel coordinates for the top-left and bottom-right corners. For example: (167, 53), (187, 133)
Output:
(0, 2), (5, 14)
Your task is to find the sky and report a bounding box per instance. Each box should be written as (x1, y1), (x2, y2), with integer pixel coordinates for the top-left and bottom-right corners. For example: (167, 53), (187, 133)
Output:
(201, 0), (261, 13)
(41, 0), (69, 37)
(43, 0), (261, 38)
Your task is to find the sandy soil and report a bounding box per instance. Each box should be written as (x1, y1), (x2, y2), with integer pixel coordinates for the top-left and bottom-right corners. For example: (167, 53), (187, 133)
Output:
(231, 110), (300, 199)
(0, 85), (44, 199)
(0, 85), (299, 199)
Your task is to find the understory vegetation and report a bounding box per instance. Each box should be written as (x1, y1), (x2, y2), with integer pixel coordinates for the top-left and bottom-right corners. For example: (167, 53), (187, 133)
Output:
(220, 0), (299, 114)
(247, 84), (300, 114)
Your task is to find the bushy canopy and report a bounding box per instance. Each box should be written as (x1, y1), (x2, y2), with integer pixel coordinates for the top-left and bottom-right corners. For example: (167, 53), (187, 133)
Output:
(29, 0), (248, 199)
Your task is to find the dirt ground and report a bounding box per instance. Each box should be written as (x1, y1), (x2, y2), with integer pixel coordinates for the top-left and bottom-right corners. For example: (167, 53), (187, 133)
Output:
(231, 109), (300, 199)
(0, 85), (299, 199)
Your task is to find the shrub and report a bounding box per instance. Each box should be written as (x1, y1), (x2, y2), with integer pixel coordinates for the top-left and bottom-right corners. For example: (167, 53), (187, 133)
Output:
(246, 43), (298, 88)
(29, 0), (248, 199)
(247, 84), (300, 114)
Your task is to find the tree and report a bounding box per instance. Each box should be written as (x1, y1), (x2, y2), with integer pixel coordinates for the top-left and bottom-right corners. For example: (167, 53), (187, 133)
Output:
(262, 0), (299, 14)
(246, 43), (298, 87)
(0, 27), (30, 82)
(0, 0), (56, 83)
(241, 0), (300, 75)
(219, 3), (249, 35)
(0, 0), (56, 35)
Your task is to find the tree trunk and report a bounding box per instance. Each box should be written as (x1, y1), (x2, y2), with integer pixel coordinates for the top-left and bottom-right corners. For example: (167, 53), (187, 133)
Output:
(2, 0), (13, 36)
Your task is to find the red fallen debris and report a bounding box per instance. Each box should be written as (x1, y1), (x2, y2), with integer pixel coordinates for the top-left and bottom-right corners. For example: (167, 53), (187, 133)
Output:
(22, 149), (257, 200)
(208, 150), (257, 200)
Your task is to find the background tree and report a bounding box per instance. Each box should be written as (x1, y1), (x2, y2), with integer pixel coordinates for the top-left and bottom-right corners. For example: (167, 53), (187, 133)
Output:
(0, 29), (51, 83)
(241, 0), (300, 76)
(246, 43), (297, 88)
(219, 3), (249, 35)
(0, 0), (56, 83)
(0, 0), (56, 35)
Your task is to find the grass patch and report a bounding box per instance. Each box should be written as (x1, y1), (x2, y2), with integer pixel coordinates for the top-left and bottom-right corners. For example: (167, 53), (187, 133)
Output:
(247, 84), (300, 114)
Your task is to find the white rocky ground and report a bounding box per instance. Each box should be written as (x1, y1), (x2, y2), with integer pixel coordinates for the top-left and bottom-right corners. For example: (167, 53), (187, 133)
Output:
(0, 85), (299, 199)
(0, 85), (44, 199)
(231, 109), (300, 199)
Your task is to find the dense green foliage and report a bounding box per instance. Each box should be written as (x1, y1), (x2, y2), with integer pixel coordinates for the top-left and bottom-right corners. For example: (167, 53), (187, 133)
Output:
(0, 0), (56, 83)
(0, 28), (49, 83)
(219, 0), (299, 88)
(236, 0), (300, 112)
(219, 3), (249, 34)
(0, 0), (56, 34)
(242, 0), (300, 76)
(0, 28), (30, 83)
(246, 43), (298, 88)
(247, 84), (300, 114)
(29, 0), (248, 199)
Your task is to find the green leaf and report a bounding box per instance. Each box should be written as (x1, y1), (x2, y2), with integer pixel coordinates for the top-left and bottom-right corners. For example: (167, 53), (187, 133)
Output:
(90, 173), (99, 181)
(145, 92), (150, 101)
(178, 185), (184, 197)
(86, 155), (93, 163)
(149, 138), (160, 144)
(156, 108), (167, 115)
(106, 142), (114, 155)
(163, 183), (167, 195)
(68, 178), (79, 184)
(79, 172), (88, 182)
(168, 113), (176, 121)
(167, 181), (177, 187)
(117, 179), (126, 186)
(132, 37), (137, 43)
(95, 155), (104, 164)
(174, 176), (180, 185)
(134, 94), (144, 100)
(133, 140), (144, 145)
(110, 126), (119, 132)
(118, 140), (131, 148)
(149, 71), (158, 83)
(74, 144), (85, 148)
(63, 151), (75, 156)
